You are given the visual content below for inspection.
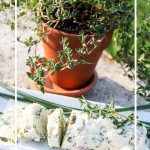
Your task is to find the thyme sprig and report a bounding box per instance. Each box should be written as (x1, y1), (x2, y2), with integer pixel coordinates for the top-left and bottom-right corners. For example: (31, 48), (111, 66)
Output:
(79, 99), (138, 128)
(79, 99), (150, 138)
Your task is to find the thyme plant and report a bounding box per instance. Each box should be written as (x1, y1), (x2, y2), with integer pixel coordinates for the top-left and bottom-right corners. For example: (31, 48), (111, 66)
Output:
(17, 0), (134, 92)
(0, 1), (135, 93)
(111, 0), (150, 101)
(136, 0), (150, 101)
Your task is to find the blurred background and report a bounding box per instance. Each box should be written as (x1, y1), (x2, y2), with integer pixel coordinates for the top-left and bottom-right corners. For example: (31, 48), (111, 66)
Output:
(0, 8), (15, 86)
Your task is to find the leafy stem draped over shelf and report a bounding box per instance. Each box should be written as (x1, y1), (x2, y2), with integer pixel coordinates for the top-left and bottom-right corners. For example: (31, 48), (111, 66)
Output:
(17, 0), (134, 92)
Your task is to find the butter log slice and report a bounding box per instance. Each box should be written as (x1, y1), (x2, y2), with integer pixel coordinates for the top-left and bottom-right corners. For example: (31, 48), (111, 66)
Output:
(0, 108), (23, 143)
(47, 109), (66, 148)
(62, 110), (149, 150)
(61, 110), (89, 150)
(19, 103), (48, 142)
(0, 110), (15, 143)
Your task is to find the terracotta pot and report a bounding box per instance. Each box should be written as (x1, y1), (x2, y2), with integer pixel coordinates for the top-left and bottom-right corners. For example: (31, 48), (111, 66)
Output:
(28, 65), (98, 97)
(41, 23), (113, 90)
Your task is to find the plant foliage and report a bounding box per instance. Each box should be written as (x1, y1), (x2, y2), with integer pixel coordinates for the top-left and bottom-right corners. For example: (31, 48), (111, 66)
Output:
(109, 0), (150, 101)
(136, 0), (150, 101)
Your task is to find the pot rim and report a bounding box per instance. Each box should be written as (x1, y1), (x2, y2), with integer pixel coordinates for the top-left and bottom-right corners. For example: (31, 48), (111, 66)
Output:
(41, 22), (112, 38)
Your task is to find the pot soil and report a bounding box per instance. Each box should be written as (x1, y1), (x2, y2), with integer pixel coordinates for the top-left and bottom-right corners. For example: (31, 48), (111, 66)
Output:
(41, 23), (113, 90)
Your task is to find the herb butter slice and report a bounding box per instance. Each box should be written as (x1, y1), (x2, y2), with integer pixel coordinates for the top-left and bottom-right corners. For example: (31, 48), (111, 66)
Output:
(61, 110), (89, 150)
(0, 108), (23, 143)
(19, 103), (48, 142)
(0, 110), (15, 143)
(47, 108), (66, 148)
(62, 110), (149, 150)
(74, 117), (149, 150)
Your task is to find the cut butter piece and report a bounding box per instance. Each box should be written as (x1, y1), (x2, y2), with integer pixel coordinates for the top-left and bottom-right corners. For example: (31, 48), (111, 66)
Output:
(0, 108), (23, 143)
(19, 103), (48, 142)
(47, 108), (66, 148)
(61, 110), (89, 150)
(62, 110), (149, 150)
(0, 110), (15, 143)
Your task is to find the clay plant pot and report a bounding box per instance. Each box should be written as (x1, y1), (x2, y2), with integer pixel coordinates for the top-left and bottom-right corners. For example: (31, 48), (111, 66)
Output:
(28, 63), (98, 97)
(41, 22), (113, 90)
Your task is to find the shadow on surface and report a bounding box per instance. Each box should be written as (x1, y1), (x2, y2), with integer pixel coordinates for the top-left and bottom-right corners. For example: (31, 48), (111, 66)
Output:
(84, 77), (146, 107)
